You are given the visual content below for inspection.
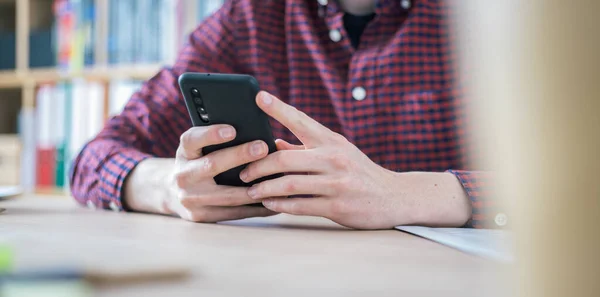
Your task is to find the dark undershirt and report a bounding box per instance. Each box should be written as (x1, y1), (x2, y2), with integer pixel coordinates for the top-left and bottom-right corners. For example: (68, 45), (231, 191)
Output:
(343, 13), (376, 49)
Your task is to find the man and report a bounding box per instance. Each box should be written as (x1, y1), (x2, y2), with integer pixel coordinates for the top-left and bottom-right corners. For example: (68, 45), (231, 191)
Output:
(71, 0), (499, 229)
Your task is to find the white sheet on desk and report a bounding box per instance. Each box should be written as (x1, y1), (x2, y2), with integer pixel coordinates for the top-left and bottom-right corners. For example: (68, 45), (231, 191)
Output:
(395, 226), (513, 262)
(0, 186), (22, 199)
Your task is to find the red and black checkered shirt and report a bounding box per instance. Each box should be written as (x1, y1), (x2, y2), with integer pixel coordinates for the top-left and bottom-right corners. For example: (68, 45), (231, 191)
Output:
(70, 0), (497, 228)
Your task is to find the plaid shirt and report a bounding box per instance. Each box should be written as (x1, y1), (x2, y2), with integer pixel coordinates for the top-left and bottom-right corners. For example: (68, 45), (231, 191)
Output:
(70, 0), (499, 229)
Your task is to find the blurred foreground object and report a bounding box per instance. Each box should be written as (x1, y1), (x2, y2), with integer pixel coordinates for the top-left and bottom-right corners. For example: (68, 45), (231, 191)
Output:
(457, 1), (600, 297)
(0, 245), (14, 273)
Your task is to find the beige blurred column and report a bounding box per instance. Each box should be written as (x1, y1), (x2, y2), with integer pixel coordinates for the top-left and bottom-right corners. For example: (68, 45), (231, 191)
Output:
(456, 1), (600, 297)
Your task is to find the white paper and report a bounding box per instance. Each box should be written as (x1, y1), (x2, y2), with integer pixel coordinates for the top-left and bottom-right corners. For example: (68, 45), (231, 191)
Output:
(0, 186), (22, 199)
(396, 226), (513, 262)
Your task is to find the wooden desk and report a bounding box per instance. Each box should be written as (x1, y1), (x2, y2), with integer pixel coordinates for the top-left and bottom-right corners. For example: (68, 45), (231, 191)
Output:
(0, 196), (507, 297)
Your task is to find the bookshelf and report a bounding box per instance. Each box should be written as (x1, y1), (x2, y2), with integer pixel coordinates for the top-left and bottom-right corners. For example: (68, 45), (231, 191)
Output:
(0, 0), (224, 193)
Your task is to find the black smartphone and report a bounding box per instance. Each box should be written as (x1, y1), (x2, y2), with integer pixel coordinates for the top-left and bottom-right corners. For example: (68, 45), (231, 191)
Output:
(178, 72), (279, 187)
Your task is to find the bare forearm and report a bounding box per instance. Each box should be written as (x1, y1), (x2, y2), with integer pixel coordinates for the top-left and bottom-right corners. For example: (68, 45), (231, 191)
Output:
(396, 172), (472, 227)
(124, 158), (177, 215)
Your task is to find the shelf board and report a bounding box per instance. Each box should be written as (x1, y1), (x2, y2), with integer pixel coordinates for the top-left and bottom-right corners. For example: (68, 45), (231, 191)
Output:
(0, 64), (162, 89)
(35, 187), (70, 197)
(0, 70), (21, 89)
(30, 64), (163, 81)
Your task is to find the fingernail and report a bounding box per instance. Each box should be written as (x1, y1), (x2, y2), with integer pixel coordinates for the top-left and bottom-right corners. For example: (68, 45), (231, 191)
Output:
(239, 170), (248, 182)
(250, 141), (265, 156)
(262, 199), (274, 207)
(219, 127), (235, 139)
(248, 186), (259, 199)
(261, 92), (273, 105)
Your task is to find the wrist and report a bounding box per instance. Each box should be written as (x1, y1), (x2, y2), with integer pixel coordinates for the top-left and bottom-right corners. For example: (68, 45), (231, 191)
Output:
(124, 158), (178, 215)
(393, 172), (472, 227)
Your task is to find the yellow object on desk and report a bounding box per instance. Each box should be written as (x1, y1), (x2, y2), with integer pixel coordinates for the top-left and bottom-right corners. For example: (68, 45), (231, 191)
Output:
(0, 244), (14, 272)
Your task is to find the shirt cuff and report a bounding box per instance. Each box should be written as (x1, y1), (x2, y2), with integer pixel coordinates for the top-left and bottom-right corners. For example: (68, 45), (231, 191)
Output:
(95, 147), (152, 212)
(447, 170), (506, 229)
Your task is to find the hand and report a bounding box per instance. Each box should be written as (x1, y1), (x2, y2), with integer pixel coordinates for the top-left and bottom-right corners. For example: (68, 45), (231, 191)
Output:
(166, 125), (277, 222)
(238, 91), (472, 229)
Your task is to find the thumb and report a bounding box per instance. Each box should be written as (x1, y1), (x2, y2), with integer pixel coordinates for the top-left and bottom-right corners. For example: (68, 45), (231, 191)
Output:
(275, 139), (305, 151)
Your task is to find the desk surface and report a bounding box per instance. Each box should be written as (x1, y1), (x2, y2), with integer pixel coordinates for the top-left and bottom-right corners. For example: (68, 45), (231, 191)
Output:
(0, 196), (507, 297)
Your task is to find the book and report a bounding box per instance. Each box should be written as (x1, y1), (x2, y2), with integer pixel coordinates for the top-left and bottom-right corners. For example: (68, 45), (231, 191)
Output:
(28, 80), (107, 191)
(82, 0), (96, 66)
(53, 0), (75, 71)
(108, 80), (142, 117)
(53, 0), (95, 71)
(35, 84), (56, 188)
(198, 0), (224, 21)
(53, 83), (68, 188)
(18, 109), (36, 191)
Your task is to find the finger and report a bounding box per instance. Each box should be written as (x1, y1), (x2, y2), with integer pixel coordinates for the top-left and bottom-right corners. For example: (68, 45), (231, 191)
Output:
(177, 125), (236, 159)
(202, 205), (277, 222)
(256, 91), (329, 147)
(176, 140), (268, 185)
(185, 206), (278, 223)
(247, 175), (335, 199)
(275, 139), (304, 151)
(181, 185), (259, 207)
(239, 150), (325, 183)
(262, 197), (331, 217)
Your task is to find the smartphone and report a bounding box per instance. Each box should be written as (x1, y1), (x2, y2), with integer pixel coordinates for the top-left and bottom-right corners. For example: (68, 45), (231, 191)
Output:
(178, 73), (279, 187)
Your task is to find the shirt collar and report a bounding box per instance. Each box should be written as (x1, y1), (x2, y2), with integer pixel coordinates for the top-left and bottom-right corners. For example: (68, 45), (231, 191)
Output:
(317, 0), (414, 15)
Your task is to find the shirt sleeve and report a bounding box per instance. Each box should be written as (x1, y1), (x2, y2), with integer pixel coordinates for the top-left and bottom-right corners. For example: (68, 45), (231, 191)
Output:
(446, 170), (505, 229)
(69, 1), (241, 211)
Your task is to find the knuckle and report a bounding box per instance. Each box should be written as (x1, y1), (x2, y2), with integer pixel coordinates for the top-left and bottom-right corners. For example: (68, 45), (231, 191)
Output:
(330, 176), (353, 193)
(284, 180), (296, 193)
(174, 171), (189, 189)
(175, 146), (184, 158)
(328, 153), (350, 170)
(273, 151), (287, 167)
(287, 200), (300, 214)
(330, 132), (348, 143)
(291, 110), (307, 125)
(189, 209), (210, 223)
(220, 189), (241, 206)
(179, 130), (193, 147)
(179, 194), (195, 209)
(329, 199), (350, 216)
(200, 157), (215, 175)
(255, 183), (268, 196)
(243, 164), (255, 179)
(180, 127), (210, 148)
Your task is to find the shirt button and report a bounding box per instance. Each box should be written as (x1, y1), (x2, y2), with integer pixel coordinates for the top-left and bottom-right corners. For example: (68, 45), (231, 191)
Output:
(329, 29), (342, 42)
(86, 200), (96, 210)
(401, 0), (411, 9)
(495, 213), (508, 227)
(109, 201), (120, 212)
(317, 0), (328, 5)
(352, 86), (367, 101)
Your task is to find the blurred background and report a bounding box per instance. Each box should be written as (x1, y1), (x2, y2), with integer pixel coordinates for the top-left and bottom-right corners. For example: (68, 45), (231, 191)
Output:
(0, 0), (224, 194)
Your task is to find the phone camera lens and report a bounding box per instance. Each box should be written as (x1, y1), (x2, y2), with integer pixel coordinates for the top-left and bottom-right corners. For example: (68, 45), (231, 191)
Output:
(191, 88), (200, 95)
(194, 97), (203, 105)
(197, 107), (210, 123)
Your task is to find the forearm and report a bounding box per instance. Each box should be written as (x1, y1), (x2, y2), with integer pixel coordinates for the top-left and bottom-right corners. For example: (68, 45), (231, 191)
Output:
(395, 172), (472, 227)
(124, 158), (177, 215)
